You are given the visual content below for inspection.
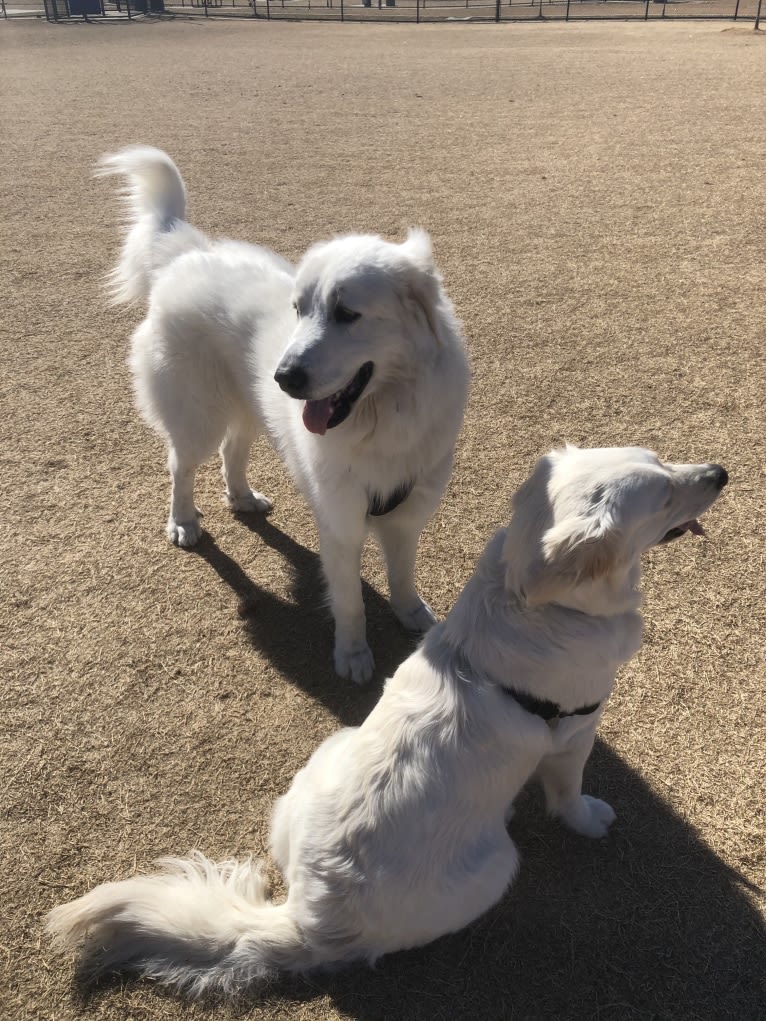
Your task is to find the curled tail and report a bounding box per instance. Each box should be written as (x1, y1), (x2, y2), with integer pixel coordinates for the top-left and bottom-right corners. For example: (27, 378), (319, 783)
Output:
(46, 852), (313, 996)
(96, 146), (208, 306)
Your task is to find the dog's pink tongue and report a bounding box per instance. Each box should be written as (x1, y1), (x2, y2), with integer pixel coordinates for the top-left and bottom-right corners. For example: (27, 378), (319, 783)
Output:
(302, 398), (333, 436)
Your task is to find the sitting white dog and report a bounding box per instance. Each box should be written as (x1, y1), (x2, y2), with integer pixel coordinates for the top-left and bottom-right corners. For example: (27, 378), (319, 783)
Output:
(98, 147), (470, 682)
(47, 446), (727, 995)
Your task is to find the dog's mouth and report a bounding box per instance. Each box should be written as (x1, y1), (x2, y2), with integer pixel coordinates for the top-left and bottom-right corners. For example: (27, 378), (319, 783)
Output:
(659, 519), (706, 544)
(302, 362), (374, 436)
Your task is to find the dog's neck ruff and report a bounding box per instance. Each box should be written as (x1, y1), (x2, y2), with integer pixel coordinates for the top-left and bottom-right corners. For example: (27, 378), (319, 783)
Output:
(437, 530), (643, 716)
(368, 479), (414, 517)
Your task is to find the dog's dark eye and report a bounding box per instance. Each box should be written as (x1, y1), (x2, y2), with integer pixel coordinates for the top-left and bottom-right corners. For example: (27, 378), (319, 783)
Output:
(292, 302), (300, 319)
(333, 303), (361, 325)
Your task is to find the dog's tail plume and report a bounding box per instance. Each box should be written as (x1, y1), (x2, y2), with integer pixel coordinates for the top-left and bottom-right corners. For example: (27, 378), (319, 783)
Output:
(96, 146), (208, 306)
(46, 852), (314, 996)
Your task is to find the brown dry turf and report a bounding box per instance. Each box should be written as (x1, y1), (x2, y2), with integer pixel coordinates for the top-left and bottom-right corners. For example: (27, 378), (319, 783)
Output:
(2, 17), (765, 1021)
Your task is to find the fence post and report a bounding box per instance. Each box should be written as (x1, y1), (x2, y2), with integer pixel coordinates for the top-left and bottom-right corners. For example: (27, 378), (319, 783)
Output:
(565, 0), (570, 20)
(643, 0), (649, 19)
(733, 0), (740, 18)
(416, 0), (419, 19)
(756, 0), (762, 28)
(266, 0), (269, 17)
(340, 0), (343, 20)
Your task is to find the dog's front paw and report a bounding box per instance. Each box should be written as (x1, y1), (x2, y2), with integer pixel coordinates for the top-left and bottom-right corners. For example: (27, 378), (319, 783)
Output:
(558, 795), (616, 838)
(167, 515), (203, 547)
(226, 489), (273, 514)
(393, 598), (438, 634)
(334, 642), (375, 685)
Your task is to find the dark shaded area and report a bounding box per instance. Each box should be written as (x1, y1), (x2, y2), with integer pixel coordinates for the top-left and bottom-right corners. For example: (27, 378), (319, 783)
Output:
(192, 514), (418, 725)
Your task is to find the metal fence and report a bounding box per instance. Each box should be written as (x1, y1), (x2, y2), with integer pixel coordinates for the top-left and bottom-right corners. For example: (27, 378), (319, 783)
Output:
(163, 0), (765, 21)
(3, 0), (762, 28)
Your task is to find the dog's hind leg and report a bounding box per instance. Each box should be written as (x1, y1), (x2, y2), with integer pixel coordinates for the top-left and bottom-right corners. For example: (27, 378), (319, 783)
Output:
(131, 320), (228, 547)
(166, 435), (220, 547)
(165, 445), (203, 547)
(270, 729), (352, 887)
(220, 422), (273, 515)
(161, 402), (230, 547)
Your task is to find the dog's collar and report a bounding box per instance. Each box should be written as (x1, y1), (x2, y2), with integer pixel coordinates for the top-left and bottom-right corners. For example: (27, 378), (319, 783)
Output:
(449, 647), (601, 724)
(368, 480), (414, 517)
(503, 688), (601, 723)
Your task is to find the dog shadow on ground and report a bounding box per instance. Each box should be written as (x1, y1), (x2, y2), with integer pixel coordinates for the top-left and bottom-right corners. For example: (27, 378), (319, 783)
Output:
(190, 514), (418, 724)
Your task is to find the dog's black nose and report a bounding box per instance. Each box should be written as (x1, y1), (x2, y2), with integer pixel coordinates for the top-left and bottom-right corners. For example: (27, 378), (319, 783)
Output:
(274, 364), (309, 398)
(709, 464), (728, 490)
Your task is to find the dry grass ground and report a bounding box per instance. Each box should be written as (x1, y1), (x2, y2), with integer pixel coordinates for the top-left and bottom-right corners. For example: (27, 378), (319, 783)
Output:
(2, 17), (765, 1021)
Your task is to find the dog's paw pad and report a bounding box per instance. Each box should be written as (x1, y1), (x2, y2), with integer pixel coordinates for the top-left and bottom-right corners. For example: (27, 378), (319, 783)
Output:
(334, 643), (375, 685)
(167, 517), (203, 547)
(226, 490), (273, 514)
(393, 599), (438, 634)
(561, 795), (616, 838)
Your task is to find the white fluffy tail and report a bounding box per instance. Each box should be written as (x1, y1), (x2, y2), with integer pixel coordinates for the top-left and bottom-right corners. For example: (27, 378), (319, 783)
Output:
(96, 146), (208, 305)
(46, 853), (313, 996)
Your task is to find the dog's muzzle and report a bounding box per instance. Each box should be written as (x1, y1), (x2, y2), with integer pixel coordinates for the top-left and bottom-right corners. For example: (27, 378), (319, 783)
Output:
(659, 464), (728, 544)
(275, 361), (375, 436)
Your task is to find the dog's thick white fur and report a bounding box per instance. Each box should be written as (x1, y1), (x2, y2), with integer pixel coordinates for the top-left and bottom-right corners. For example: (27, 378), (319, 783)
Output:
(47, 446), (727, 995)
(99, 147), (470, 683)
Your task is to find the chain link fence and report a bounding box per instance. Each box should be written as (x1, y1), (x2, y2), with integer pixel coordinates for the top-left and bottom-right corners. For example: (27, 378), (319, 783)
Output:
(3, 0), (763, 30)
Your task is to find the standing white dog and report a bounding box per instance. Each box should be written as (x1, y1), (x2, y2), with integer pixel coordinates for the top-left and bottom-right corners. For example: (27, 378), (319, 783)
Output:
(48, 446), (727, 996)
(99, 147), (470, 682)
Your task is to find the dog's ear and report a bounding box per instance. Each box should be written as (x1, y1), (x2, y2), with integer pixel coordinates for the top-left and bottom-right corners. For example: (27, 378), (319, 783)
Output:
(402, 227), (435, 271)
(518, 514), (622, 606)
(399, 229), (444, 345)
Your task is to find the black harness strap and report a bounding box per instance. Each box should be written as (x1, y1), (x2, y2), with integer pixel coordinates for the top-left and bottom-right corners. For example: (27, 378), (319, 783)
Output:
(368, 480), (414, 517)
(506, 688), (601, 722)
(450, 647), (601, 724)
